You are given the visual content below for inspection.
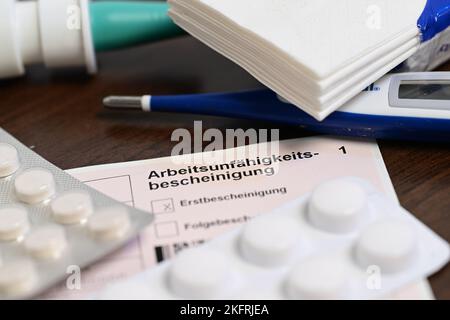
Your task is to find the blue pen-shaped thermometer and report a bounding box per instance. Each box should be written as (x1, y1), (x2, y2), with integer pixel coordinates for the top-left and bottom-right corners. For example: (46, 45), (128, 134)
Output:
(103, 72), (450, 142)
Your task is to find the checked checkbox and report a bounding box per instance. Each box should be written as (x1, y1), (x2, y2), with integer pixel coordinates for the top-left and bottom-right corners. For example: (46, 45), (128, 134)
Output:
(151, 198), (175, 214)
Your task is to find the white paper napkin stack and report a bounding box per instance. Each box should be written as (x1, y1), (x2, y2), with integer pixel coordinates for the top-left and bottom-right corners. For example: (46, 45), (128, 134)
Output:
(168, 0), (427, 120)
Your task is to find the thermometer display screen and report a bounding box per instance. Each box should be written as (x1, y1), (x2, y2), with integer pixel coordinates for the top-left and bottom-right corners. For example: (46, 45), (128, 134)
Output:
(399, 80), (450, 100)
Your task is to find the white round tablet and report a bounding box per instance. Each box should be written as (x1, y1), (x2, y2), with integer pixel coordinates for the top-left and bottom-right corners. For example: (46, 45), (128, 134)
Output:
(308, 179), (367, 233)
(51, 191), (93, 224)
(285, 256), (348, 300)
(14, 168), (56, 204)
(24, 225), (67, 260)
(169, 249), (230, 299)
(87, 207), (130, 241)
(355, 220), (417, 273)
(0, 143), (20, 178)
(0, 259), (37, 297)
(240, 216), (298, 267)
(0, 206), (30, 241)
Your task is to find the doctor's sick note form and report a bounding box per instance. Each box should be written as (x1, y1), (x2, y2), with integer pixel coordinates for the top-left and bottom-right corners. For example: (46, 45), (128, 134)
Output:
(40, 136), (433, 299)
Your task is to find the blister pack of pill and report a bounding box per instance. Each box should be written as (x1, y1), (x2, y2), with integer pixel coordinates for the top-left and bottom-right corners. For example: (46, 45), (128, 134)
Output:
(97, 177), (449, 300)
(0, 128), (153, 299)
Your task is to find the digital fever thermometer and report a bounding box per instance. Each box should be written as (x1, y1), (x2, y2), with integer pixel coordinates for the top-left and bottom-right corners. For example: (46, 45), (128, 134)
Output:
(104, 72), (450, 142)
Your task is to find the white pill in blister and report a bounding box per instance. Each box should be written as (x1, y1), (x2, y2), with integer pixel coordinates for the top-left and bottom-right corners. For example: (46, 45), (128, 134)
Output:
(87, 207), (130, 240)
(0, 206), (30, 241)
(240, 216), (298, 267)
(0, 143), (20, 177)
(51, 191), (93, 224)
(308, 179), (367, 233)
(285, 256), (348, 300)
(355, 220), (417, 273)
(24, 225), (67, 260)
(169, 249), (230, 299)
(14, 168), (56, 204)
(0, 259), (37, 297)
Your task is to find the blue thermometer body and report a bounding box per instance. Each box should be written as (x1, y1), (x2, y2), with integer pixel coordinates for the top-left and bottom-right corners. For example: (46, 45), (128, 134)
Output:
(104, 73), (450, 142)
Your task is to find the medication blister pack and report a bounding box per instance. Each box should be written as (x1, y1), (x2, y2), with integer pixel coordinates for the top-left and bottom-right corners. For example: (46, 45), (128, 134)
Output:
(97, 177), (449, 300)
(0, 128), (153, 299)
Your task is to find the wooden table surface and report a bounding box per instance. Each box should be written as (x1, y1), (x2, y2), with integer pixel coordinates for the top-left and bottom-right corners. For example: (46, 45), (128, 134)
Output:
(1, 36), (449, 299)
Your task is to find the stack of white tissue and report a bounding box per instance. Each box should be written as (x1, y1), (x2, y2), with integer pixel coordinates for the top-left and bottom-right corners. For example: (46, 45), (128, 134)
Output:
(168, 0), (427, 120)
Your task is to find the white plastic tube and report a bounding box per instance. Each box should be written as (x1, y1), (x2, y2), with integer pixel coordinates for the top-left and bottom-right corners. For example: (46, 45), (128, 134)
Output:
(0, 0), (96, 79)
